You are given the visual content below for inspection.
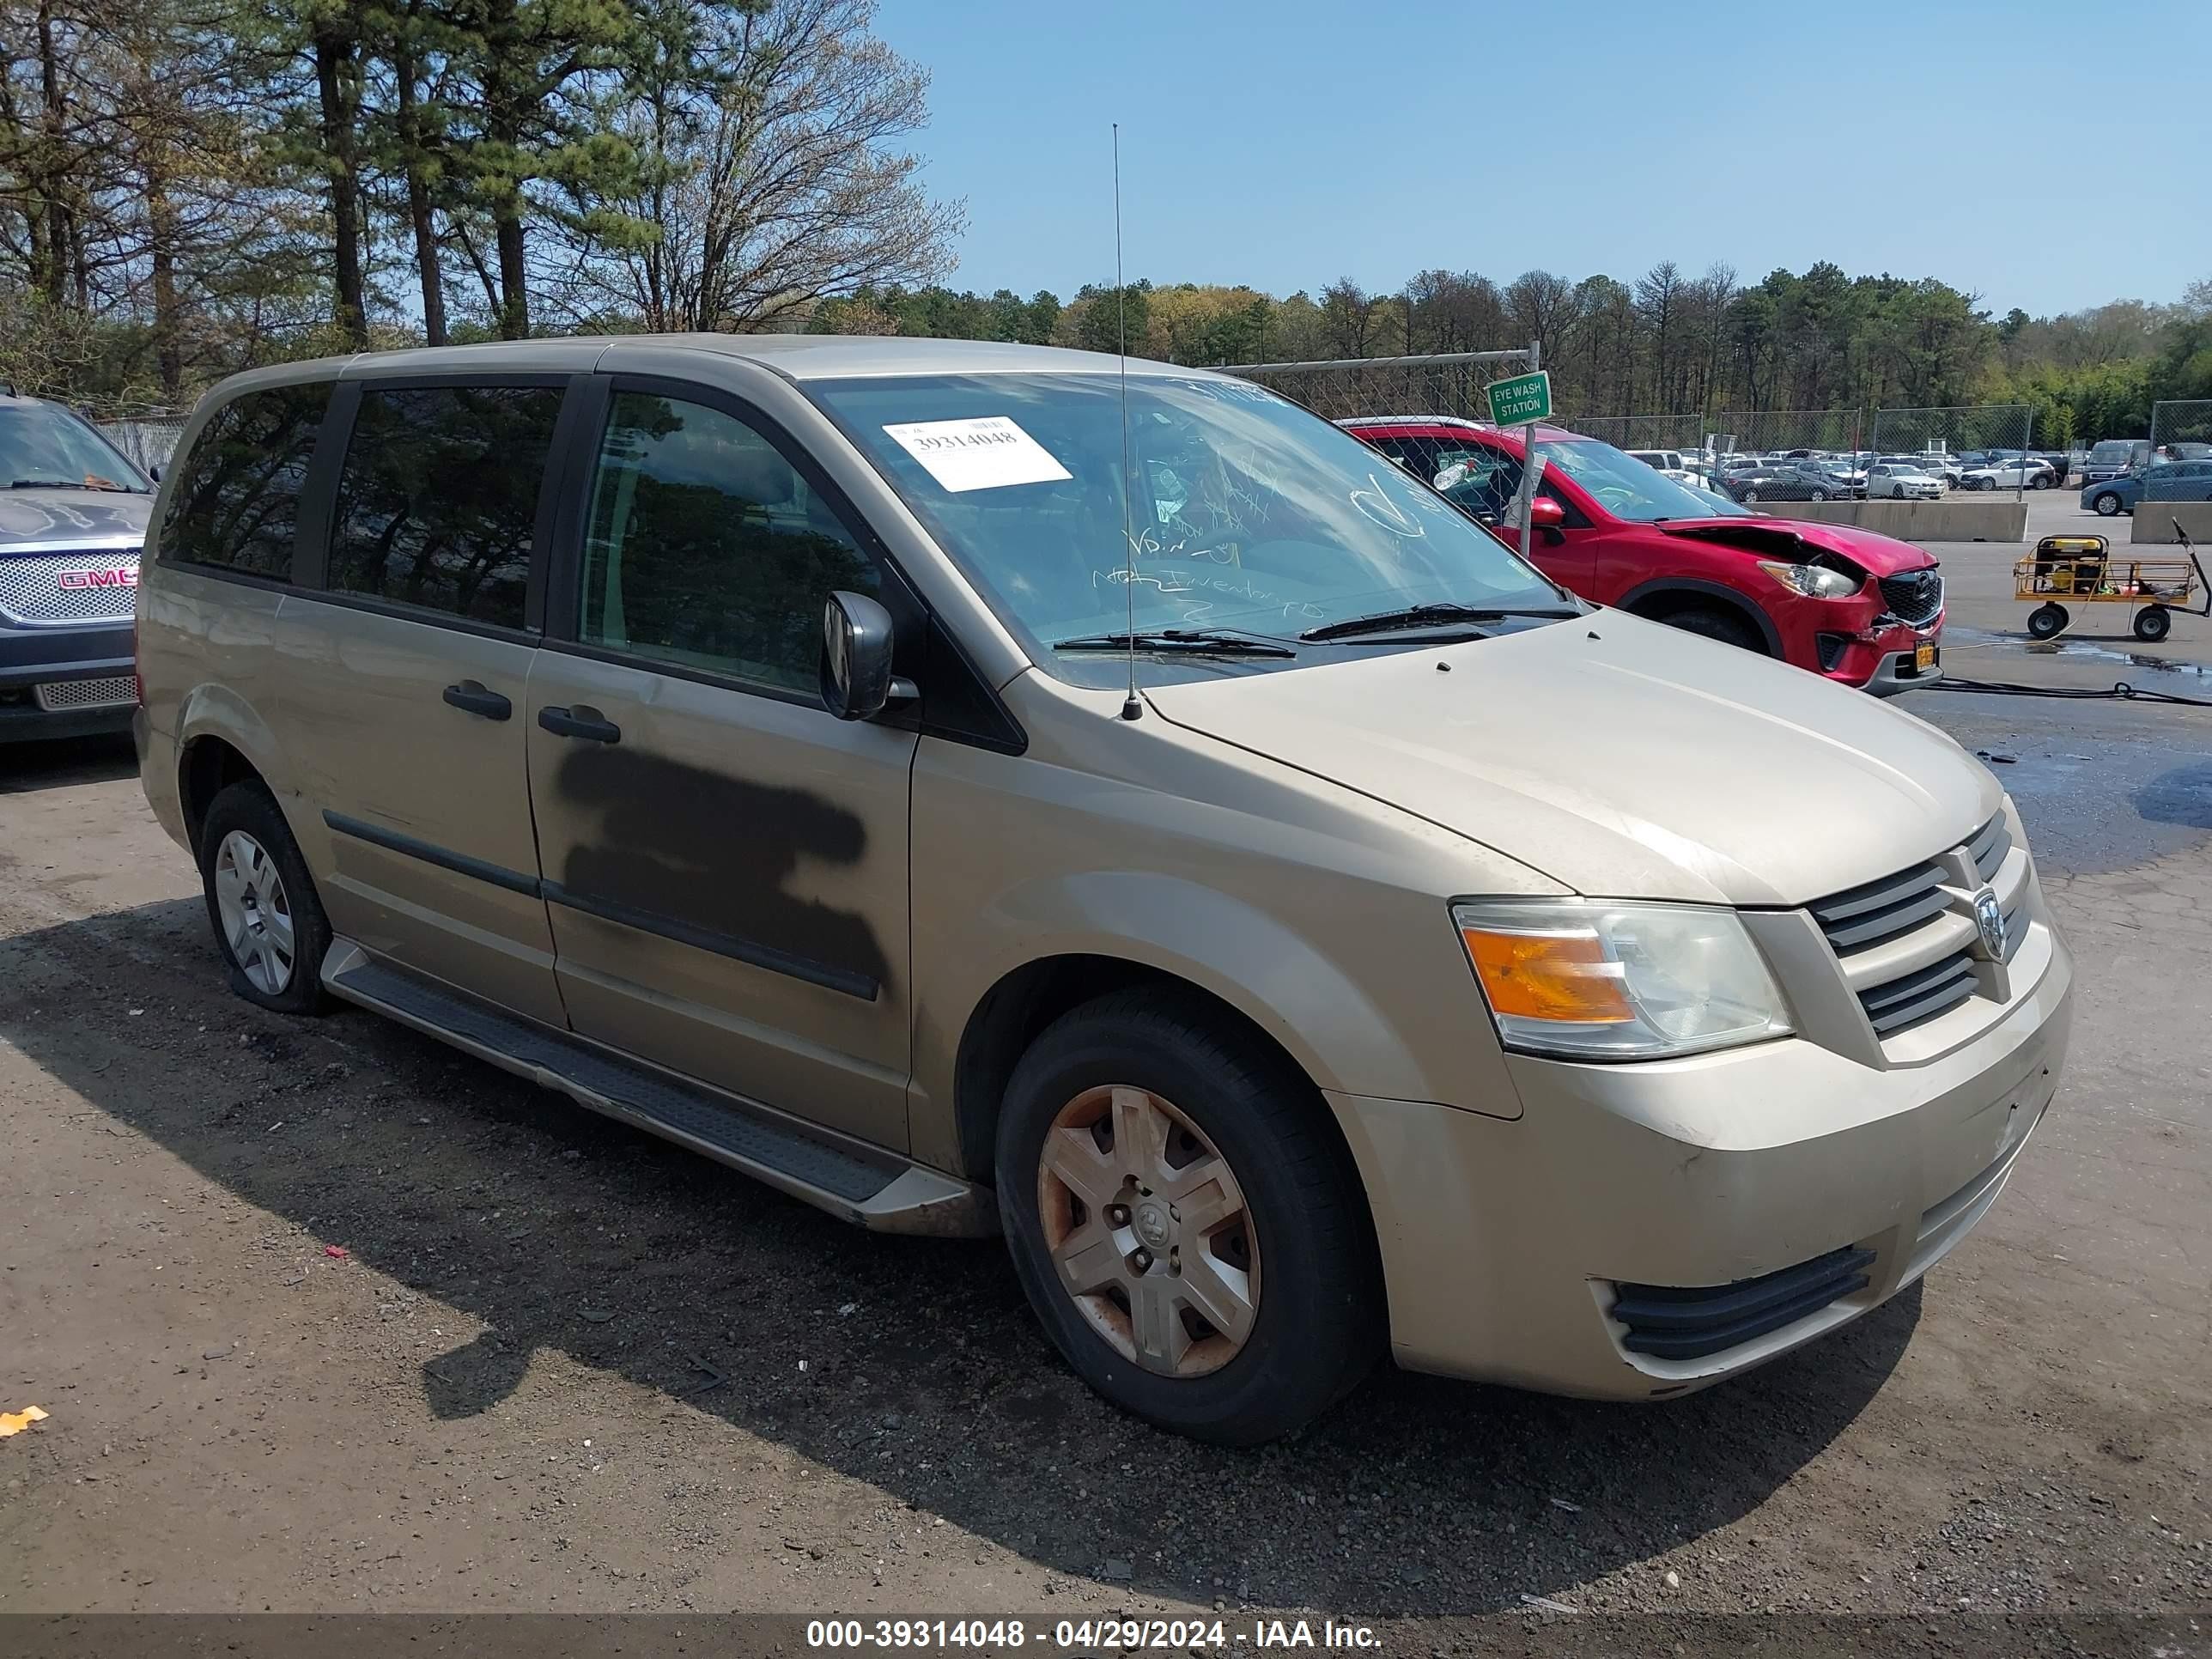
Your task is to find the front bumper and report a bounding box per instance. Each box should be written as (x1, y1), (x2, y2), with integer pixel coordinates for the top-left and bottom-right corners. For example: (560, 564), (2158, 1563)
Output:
(1334, 905), (2072, 1400)
(0, 617), (135, 742)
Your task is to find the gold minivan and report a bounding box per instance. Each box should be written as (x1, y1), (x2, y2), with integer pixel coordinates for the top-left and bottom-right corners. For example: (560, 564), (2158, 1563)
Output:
(135, 337), (2074, 1443)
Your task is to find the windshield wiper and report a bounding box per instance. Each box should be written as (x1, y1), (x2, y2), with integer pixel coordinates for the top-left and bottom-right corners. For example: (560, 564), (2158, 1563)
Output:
(1299, 603), (1579, 642)
(1050, 629), (1296, 658)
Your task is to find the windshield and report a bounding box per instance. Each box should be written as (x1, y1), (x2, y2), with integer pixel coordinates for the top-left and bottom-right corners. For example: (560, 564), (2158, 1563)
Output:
(0, 401), (151, 491)
(1536, 437), (1740, 522)
(811, 374), (1570, 665)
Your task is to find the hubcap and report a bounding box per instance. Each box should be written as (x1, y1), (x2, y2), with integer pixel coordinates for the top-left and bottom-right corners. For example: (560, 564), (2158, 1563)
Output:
(1036, 1085), (1261, 1378)
(213, 830), (295, 995)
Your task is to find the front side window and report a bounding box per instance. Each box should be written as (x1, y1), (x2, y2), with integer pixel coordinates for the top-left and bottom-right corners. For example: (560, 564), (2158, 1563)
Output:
(328, 383), (563, 629)
(812, 375), (1569, 676)
(161, 383), (330, 579)
(578, 392), (879, 693)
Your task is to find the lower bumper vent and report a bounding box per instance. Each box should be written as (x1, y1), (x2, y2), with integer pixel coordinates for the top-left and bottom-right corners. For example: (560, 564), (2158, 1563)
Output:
(1610, 1245), (1876, 1360)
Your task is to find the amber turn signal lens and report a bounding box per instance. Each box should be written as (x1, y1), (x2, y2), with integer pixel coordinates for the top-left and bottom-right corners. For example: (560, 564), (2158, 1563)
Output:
(1458, 926), (1635, 1024)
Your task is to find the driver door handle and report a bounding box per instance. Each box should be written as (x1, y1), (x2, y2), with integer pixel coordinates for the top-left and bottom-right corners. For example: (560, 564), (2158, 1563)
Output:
(537, 704), (622, 744)
(441, 680), (512, 721)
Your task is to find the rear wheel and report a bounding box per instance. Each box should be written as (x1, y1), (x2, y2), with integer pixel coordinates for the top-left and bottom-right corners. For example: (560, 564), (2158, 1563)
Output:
(1742, 488), (1761, 502)
(197, 781), (331, 1014)
(1809, 488), (1828, 501)
(996, 991), (1380, 1444)
(1656, 603), (1764, 653)
(2092, 492), (2122, 517)
(2031, 473), (2052, 489)
(2027, 602), (2069, 641)
(2134, 605), (2172, 643)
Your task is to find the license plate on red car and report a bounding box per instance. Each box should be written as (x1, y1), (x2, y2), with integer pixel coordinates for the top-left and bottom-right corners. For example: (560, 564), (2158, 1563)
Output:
(1915, 642), (1937, 672)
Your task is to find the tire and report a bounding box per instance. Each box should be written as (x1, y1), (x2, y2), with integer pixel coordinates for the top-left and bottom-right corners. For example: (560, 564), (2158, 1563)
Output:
(2026, 602), (2069, 640)
(2092, 492), (2122, 517)
(197, 780), (332, 1014)
(995, 990), (1380, 1445)
(1656, 602), (1765, 653)
(1978, 477), (1997, 491)
(1809, 489), (1828, 501)
(2134, 605), (2172, 643)
(1742, 489), (1760, 502)
(2031, 474), (2051, 490)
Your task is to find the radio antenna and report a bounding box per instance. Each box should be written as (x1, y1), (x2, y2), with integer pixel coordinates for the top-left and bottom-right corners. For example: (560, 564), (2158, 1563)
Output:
(1113, 122), (1141, 722)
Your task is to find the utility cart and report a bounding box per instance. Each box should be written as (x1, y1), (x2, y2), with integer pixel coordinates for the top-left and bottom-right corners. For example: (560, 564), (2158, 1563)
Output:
(2014, 526), (2209, 642)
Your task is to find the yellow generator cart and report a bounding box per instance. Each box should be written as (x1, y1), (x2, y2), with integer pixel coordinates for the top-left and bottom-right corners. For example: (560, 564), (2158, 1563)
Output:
(2014, 526), (2209, 642)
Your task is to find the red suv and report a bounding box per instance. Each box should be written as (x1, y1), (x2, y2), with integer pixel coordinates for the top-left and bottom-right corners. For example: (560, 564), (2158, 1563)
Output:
(1341, 416), (1944, 694)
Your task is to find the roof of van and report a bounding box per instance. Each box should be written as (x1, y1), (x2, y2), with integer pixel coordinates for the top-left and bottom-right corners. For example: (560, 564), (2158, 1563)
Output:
(272, 333), (1218, 385)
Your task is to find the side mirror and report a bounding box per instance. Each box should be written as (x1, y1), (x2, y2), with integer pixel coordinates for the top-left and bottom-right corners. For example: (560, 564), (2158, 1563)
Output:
(148, 463), (162, 483)
(1528, 496), (1566, 532)
(821, 590), (897, 720)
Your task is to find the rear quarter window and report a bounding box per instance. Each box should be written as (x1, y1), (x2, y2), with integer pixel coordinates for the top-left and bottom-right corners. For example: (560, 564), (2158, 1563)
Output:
(160, 383), (331, 580)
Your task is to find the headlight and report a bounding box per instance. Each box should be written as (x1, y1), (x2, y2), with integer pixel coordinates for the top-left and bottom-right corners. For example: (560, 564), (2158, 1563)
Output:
(1756, 559), (1863, 599)
(1452, 900), (1792, 1060)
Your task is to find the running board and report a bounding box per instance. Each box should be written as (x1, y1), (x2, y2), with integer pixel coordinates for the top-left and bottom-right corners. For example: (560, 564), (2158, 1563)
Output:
(321, 942), (995, 1237)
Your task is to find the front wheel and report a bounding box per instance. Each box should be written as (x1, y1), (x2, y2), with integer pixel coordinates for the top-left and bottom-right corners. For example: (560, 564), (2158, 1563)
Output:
(1742, 488), (1761, 502)
(995, 991), (1380, 1444)
(2027, 602), (2069, 640)
(1978, 477), (1998, 491)
(197, 781), (332, 1014)
(2134, 605), (2172, 642)
(2092, 492), (2122, 517)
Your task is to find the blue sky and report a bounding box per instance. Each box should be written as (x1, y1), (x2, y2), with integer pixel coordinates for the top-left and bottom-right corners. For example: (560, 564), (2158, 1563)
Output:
(871, 0), (2210, 318)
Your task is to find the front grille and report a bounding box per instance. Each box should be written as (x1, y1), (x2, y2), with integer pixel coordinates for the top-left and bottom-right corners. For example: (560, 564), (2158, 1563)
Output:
(33, 675), (136, 710)
(1610, 1245), (1875, 1360)
(1810, 812), (2021, 1037)
(1877, 569), (1944, 625)
(0, 550), (141, 623)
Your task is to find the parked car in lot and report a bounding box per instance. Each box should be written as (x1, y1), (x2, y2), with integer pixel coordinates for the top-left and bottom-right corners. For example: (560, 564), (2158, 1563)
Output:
(2081, 439), (2148, 483)
(1866, 463), (1944, 500)
(132, 337), (2069, 1443)
(1723, 461), (1858, 502)
(2081, 459), (2212, 516)
(0, 390), (156, 742)
(1345, 415), (1945, 692)
(1626, 448), (1698, 485)
(1959, 458), (2056, 490)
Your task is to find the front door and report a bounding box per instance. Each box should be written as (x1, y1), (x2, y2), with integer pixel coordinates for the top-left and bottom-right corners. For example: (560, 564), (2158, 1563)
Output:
(284, 377), (569, 1027)
(525, 380), (917, 1149)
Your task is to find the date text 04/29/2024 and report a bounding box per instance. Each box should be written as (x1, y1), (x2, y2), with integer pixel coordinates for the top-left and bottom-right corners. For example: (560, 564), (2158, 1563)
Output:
(805, 1617), (1383, 1650)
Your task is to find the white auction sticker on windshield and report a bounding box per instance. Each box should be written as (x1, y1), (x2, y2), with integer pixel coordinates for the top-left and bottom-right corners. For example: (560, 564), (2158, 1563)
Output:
(882, 416), (1073, 493)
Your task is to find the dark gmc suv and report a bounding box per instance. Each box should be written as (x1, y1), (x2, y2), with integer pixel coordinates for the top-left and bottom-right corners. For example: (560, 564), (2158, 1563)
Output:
(0, 392), (155, 741)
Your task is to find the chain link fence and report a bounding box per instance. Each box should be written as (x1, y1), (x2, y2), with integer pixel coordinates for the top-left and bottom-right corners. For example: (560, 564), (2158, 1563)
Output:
(1868, 405), (2041, 495)
(1559, 413), (1710, 453)
(2149, 398), (2212, 459)
(1218, 349), (1537, 427)
(92, 414), (187, 475)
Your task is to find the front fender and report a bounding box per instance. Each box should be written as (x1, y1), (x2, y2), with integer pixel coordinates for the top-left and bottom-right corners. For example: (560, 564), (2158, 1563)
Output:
(982, 869), (1428, 1103)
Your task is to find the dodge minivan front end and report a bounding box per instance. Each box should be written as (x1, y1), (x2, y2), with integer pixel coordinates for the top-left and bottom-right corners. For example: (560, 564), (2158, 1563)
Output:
(1335, 799), (2072, 1398)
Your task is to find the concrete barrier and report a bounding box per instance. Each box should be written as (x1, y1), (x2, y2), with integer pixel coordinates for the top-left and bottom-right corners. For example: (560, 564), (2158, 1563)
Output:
(2128, 503), (2212, 544)
(1751, 500), (2028, 543)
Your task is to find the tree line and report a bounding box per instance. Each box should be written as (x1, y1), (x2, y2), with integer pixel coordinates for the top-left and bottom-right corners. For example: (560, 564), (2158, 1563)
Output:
(3, 3), (2205, 445)
(0, 0), (959, 404)
(812, 266), (2212, 447)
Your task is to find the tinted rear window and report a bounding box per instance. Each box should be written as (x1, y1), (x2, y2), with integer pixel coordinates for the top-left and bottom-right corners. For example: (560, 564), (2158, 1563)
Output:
(327, 384), (564, 629)
(161, 383), (330, 579)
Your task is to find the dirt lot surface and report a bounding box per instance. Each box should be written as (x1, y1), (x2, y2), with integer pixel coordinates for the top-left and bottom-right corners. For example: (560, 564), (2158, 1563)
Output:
(3, 661), (2209, 1643)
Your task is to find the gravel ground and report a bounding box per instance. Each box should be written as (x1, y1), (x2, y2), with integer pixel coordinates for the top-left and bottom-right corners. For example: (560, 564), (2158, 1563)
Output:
(1, 668), (2208, 1645)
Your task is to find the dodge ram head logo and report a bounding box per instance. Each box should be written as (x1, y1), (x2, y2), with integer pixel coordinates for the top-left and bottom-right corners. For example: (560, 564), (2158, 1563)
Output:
(57, 566), (138, 590)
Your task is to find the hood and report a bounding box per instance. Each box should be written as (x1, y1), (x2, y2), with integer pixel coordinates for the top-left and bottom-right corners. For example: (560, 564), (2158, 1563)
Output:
(1143, 611), (1997, 906)
(1655, 515), (1934, 576)
(0, 489), (154, 550)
